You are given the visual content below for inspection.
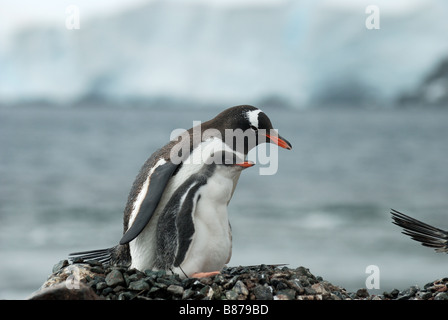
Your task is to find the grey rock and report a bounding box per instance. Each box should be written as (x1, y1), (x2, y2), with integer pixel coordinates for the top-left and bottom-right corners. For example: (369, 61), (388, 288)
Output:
(182, 277), (197, 288)
(304, 287), (317, 295)
(154, 281), (168, 289)
(295, 266), (314, 278)
(329, 293), (342, 300)
(157, 277), (174, 286)
(198, 277), (214, 286)
(144, 269), (159, 279)
(424, 282), (434, 290)
(253, 285), (273, 300)
(383, 288), (399, 299)
(272, 279), (288, 291)
(113, 285), (126, 293)
(390, 288), (400, 297)
(225, 290), (239, 300)
(298, 276), (310, 287)
(148, 286), (160, 295)
(155, 270), (167, 278)
(96, 281), (108, 291)
(118, 292), (135, 300)
(356, 288), (369, 298)
(435, 292), (448, 300)
(232, 280), (249, 296)
(105, 269), (125, 287)
(419, 291), (433, 300)
(397, 286), (419, 300)
(102, 287), (114, 296)
(257, 273), (268, 285)
(52, 260), (69, 274)
(128, 279), (150, 291)
(90, 266), (105, 274)
(275, 289), (296, 300)
(214, 274), (226, 284)
(223, 276), (239, 289)
(287, 279), (305, 294)
(312, 283), (328, 295)
(29, 282), (101, 300)
(127, 272), (145, 283)
(331, 291), (345, 300)
(167, 284), (184, 296)
(211, 283), (223, 300)
(199, 285), (214, 300)
(182, 288), (195, 299)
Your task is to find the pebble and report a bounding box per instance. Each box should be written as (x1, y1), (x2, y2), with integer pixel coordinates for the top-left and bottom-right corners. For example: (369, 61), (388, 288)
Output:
(199, 286), (214, 299)
(311, 283), (325, 294)
(383, 288), (399, 299)
(128, 279), (150, 291)
(52, 260), (69, 273)
(96, 282), (108, 291)
(36, 260), (448, 300)
(225, 290), (239, 300)
(105, 269), (125, 287)
(167, 284), (184, 296)
(274, 289), (296, 300)
(182, 288), (195, 299)
(435, 292), (448, 300)
(419, 291), (433, 300)
(253, 284), (273, 300)
(355, 288), (369, 299)
(232, 280), (249, 296)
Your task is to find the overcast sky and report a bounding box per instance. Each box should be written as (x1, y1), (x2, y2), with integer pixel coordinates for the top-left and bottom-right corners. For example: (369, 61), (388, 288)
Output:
(0, 0), (149, 37)
(0, 0), (431, 40)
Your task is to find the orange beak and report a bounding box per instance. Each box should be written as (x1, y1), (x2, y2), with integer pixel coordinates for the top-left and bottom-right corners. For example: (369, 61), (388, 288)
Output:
(264, 133), (292, 150)
(234, 161), (255, 168)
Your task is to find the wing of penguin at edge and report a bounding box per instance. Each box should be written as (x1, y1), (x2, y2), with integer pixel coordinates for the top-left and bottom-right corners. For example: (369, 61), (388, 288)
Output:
(119, 160), (180, 245)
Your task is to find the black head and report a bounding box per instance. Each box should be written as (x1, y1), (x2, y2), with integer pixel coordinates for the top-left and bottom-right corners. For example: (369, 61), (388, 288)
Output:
(206, 105), (292, 154)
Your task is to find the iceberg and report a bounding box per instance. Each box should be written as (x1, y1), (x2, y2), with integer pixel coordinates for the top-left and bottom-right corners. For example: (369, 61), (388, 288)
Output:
(0, 0), (447, 108)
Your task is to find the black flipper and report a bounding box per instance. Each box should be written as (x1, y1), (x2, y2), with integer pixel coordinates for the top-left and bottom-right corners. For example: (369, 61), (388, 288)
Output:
(119, 161), (179, 245)
(173, 181), (204, 267)
(391, 209), (448, 253)
(68, 247), (114, 264)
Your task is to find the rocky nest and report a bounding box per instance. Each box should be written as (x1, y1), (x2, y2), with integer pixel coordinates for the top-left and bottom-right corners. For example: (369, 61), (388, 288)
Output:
(29, 259), (448, 300)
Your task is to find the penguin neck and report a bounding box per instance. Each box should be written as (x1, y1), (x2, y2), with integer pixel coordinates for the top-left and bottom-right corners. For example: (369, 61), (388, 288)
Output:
(212, 165), (243, 204)
(195, 119), (248, 161)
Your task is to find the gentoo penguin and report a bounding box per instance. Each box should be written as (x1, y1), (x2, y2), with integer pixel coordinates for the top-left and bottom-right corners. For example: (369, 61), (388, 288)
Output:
(69, 105), (292, 274)
(391, 209), (448, 253)
(154, 151), (254, 278)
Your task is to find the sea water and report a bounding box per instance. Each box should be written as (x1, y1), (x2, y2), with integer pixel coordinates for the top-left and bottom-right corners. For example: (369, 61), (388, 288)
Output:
(1, 105), (448, 299)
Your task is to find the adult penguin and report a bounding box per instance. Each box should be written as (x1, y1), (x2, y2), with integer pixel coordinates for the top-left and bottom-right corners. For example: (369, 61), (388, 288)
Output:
(70, 105), (292, 273)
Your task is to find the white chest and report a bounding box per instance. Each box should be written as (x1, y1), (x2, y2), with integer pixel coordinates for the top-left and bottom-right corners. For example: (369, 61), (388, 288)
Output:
(178, 175), (234, 275)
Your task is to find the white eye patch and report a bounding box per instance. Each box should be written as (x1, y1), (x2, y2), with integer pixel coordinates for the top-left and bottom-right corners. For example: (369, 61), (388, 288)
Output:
(246, 109), (262, 129)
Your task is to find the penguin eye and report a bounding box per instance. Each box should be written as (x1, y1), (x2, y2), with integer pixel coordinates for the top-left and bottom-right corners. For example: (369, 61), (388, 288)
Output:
(250, 125), (258, 132)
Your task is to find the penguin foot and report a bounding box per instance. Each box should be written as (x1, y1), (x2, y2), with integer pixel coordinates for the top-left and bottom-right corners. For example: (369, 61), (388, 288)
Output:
(191, 271), (220, 278)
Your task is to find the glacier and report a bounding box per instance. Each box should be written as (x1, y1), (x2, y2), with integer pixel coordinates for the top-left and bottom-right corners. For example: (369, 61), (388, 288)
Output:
(0, 0), (447, 108)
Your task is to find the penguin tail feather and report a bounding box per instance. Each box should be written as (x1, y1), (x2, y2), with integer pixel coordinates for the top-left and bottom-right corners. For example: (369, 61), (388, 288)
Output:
(68, 247), (115, 265)
(391, 209), (448, 253)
